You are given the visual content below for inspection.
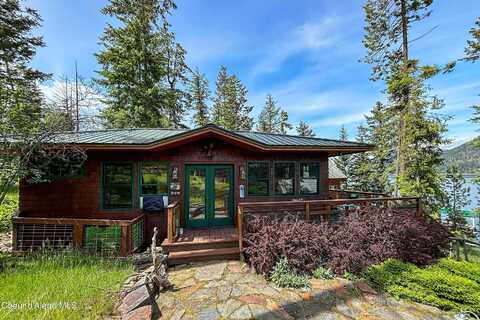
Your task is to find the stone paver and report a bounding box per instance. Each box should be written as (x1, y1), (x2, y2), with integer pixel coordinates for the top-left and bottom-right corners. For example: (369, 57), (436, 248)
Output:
(158, 260), (455, 320)
(0, 232), (12, 252)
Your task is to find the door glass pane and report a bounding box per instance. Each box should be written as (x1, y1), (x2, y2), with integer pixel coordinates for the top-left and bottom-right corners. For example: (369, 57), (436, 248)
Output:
(214, 168), (230, 218)
(189, 168), (206, 220)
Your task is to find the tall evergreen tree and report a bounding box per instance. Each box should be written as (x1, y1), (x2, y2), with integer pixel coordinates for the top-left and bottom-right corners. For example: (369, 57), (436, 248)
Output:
(279, 111), (293, 134)
(95, 0), (187, 128)
(296, 121), (315, 137)
(211, 66), (253, 130)
(256, 94), (292, 134)
(188, 68), (210, 127)
(442, 165), (470, 233)
(0, 0), (85, 203)
(348, 125), (372, 191)
(163, 27), (189, 128)
(363, 0), (434, 194)
(465, 17), (480, 63)
(334, 125), (351, 180)
(364, 102), (395, 193)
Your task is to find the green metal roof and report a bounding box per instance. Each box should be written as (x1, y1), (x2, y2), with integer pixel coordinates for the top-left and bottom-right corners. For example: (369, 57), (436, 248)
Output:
(52, 124), (373, 150)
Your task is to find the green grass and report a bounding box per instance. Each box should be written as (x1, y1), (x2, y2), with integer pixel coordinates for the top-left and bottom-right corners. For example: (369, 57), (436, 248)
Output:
(364, 258), (480, 314)
(0, 185), (18, 232)
(0, 251), (133, 320)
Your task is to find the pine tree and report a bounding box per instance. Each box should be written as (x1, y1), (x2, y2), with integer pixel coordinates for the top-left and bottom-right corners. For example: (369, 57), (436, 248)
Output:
(0, 0), (49, 135)
(442, 165), (470, 233)
(334, 125), (350, 180)
(465, 17), (480, 63)
(188, 68), (210, 127)
(279, 111), (293, 134)
(256, 94), (292, 134)
(296, 121), (315, 137)
(257, 94), (279, 133)
(348, 125), (371, 191)
(211, 66), (253, 130)
(0, 0), (85, 203)
(363, 0), (434, 194)
(163, 27), (189, 128)
(364, 102), (395, 193)
(95, 0), (186, 128)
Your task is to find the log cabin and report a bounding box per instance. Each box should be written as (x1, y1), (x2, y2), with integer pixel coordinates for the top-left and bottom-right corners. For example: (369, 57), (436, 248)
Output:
(13, 124), (381, 263)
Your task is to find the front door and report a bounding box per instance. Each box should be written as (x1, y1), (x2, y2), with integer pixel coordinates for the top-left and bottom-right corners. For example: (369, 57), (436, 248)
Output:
(185, 164), (234, 228)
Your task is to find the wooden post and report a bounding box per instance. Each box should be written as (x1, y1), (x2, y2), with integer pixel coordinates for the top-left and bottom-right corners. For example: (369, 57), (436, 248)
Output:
(238, 206), (243, 252)
(455, 240), (460, 261)
(463, 239), (469, 262)
(73, 223), (83, 249)
(120, 225), (129, 256)
(305, 202), (310, 221)
(167, 204), (174, 243)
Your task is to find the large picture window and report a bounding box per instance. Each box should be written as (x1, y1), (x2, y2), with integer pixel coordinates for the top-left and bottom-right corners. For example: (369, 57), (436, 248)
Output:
(102, 163), (133, 209)
(300, 162), (319, 195)
(247, 162), (270, 196)
(274, 162), (295, 195)
(141, 162), (168, 195)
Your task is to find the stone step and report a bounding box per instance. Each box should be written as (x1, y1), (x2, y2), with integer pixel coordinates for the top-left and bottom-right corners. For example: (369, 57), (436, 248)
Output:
(162, 239), (238, 253)
(167, 247), (240, 265)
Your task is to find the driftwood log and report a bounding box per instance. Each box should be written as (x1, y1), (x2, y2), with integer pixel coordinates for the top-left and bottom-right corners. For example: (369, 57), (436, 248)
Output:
(146, 227), (171, 292)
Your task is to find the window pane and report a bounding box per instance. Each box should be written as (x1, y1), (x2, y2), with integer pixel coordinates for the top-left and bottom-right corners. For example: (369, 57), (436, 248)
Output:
(247, 162), (269, 196)
(275, 162), (295, 195)
(189, 168), (206, 220)
(141, 162), (168, 195)
(300, 163), (319, 195)
(104, 164), (132, 184)
(103, 163), (132, 209)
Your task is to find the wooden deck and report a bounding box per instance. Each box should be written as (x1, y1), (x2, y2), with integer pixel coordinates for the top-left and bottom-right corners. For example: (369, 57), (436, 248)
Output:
(161, 227), (240, 265)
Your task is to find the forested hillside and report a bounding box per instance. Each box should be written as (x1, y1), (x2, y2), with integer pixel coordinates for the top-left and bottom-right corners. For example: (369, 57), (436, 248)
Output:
(443, 138), (480, 173)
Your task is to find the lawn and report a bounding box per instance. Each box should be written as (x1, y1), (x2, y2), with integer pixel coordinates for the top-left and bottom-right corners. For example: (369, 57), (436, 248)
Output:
(0, 185), (18, 232)
(0, 251), (133, 320)
(364, 258), (480, 314)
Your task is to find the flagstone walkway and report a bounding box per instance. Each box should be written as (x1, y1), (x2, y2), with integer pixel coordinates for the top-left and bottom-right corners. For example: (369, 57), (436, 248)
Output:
(157, 260), (454, 320)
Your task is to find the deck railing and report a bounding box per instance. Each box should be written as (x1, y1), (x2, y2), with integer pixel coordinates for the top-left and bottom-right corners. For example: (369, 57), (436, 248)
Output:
(166, 201), (181, 243)
(12, 214), (145, 256)
(329, 189), (388, 199)
(237, 197), (423, 252)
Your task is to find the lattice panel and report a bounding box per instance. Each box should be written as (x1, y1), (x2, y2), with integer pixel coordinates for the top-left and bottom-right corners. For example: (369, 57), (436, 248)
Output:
(15, 224), (74, 251)
(83, 225), (121, 253)
(131, 217), (144, 251)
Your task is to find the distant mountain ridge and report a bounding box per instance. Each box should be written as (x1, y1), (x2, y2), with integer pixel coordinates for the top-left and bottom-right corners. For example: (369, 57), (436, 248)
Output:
(442, 138), (480, 174)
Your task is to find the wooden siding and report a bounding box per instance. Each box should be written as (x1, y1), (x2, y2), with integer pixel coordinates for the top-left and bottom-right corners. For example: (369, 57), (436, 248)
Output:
(19, 137), (331, 240)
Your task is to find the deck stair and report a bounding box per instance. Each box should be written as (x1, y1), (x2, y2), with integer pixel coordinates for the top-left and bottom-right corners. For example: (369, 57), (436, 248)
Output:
(161, 227), (240, 265)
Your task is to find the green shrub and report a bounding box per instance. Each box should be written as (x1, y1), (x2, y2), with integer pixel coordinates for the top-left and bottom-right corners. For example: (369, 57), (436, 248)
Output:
(270, 258), (310, 289)
(0, 187), (18, 232)
(364, 258), (480, 314)
(313, 266), (334, 280)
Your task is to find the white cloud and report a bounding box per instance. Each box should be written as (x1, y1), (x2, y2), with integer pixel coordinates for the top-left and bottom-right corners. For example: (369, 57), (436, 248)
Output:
(312, 111), (367, 127)
(251, 17), (341, 77)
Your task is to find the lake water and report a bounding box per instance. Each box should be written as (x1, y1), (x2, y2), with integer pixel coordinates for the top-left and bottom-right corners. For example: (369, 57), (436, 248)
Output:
(464, 175), (479, 211)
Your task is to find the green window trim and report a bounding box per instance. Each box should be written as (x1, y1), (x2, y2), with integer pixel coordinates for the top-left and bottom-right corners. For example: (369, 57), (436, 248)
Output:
(273, 161), (296, 196)
(246, 161), (270, 196)
(139, 161), (169, 196)
(101, 162), (134, 210)
(299, 162), (320, 195)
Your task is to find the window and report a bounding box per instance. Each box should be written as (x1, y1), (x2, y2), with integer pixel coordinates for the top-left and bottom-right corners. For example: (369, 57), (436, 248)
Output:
(274, 162), (295, 195)
(300, 162), (319, 195)
(247, 162), (270, 196)
(141, 162), (168, 195)
(102, 163), (133, 209)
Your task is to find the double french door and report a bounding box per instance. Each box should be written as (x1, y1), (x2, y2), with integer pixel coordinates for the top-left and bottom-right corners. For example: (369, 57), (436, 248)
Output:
(185, 164), (234, 228)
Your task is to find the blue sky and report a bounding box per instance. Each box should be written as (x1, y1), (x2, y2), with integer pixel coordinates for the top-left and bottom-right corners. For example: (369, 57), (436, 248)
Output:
(27, 0), (480, 148)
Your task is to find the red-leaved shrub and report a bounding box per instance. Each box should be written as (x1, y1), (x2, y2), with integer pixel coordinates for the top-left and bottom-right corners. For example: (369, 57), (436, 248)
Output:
(325, 207), (450, 274)
(243, 207), (450, 275)
(243, 215), (331, 274)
